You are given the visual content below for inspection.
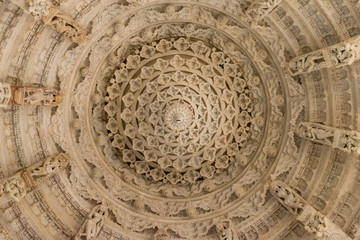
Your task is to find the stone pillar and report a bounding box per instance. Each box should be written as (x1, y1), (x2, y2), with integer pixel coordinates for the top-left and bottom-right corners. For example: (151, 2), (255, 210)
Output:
(296, 122), (360, 154)
(270, 181), (352, 240)
(74, 203), (109, 240)
(0, 82), (63, 107)
(246, 0), (283, 22)
(288, 36), (360, 76)
(9, 0), (86, 43)
(0, 153), (70, 203)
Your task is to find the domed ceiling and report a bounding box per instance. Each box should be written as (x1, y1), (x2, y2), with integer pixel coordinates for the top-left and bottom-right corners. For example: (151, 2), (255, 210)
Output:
(0, 0), (360, 239)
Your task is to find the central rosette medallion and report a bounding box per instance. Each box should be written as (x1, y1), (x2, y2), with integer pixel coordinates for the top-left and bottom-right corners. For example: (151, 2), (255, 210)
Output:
(164, 100), (194, 131)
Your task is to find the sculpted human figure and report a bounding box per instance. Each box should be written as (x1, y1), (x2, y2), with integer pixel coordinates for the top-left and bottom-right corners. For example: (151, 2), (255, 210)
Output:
(23, 89), (46, 105)
(330, 43), (355, 65)
(271, 182), (304, 215)
(256, 0), (279, 10)
(340, 132), (360, 153)
(271, 181), (351, 240)
(289, 53), (325, 75)
(28, 0), (51, 19)
(23, 88), (62, 106)
(44, 12), (85, 43)
(297, 122), (360, 153)
(304, 213), (328, 239)
(247, 0), (282, 20)
(76, 204), (108, 240)
(215, 220), (239, 240)
(3, 176), (26, 202)
(298, 124), (333, 146)
(31, 157), (63, 177)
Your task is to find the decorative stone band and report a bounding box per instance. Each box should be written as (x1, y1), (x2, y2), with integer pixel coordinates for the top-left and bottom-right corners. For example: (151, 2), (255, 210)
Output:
(246, 0), (283, 22)
(0, 153), (70, 203)
(270, 181), (352, 240)
(8, 0), (86, 43)
(296, 122), (360, 154)
(288, 36), (360, 76)
(0, 82), (62, 107)
(74, 203), (109, 240)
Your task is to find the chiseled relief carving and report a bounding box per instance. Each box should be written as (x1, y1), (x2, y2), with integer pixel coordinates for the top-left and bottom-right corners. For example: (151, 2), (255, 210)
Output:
(54, 2), (287, 239)
(42, 8), (86, 43)
(26, 0), (86, 43)
(24, 152), (70, 183)
(153, 229), (171, 240)
(0, 82), (62, 107)
(296, 122), (360, 154)
(289, 36), (360, 76)
(270, 181), (351, 240)
(0, 153), (70, 202)
(74, 203), (109, 240)
(330, 43), (357, 65)
(302, 212), (328, 239)
(28, 0), (50, 19)
(215, 220), (239, 240)
(0, 223), (14, 240)
(270, 181), (305, 215)
(2, 175), (26, 202)
(246, 0), (282, 21)
(2, 0), (360, 239)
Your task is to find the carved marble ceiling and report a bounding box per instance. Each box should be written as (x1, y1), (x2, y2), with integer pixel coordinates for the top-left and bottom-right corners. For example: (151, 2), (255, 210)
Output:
(0, 0), (360, 239)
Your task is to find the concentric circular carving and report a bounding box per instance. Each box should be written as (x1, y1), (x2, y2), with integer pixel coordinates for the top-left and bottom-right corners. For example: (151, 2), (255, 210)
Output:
(102, 37), (263, 186)
(55, 2), (289, 238)
(3, 0), (357, 238)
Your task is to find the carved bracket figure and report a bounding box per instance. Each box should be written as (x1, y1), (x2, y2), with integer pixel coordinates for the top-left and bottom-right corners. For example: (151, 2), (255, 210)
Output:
(296, 122), (360, 154)
(28, 0), (50, 19)
(246, 0), (283, 22)
(215, 219), (239, 240)
(288, 36), (360, 76)
(41, 7), (86, 43)
(9, 0), (86, 43)
(74, 203), (109, 240)
(0, 153), (70, 203)
(0, 82), (63, 107)
(270, 181), (351, 240)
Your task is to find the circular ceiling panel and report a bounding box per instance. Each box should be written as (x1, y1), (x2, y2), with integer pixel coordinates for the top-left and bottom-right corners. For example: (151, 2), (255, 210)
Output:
(1, 0), (359, 239)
